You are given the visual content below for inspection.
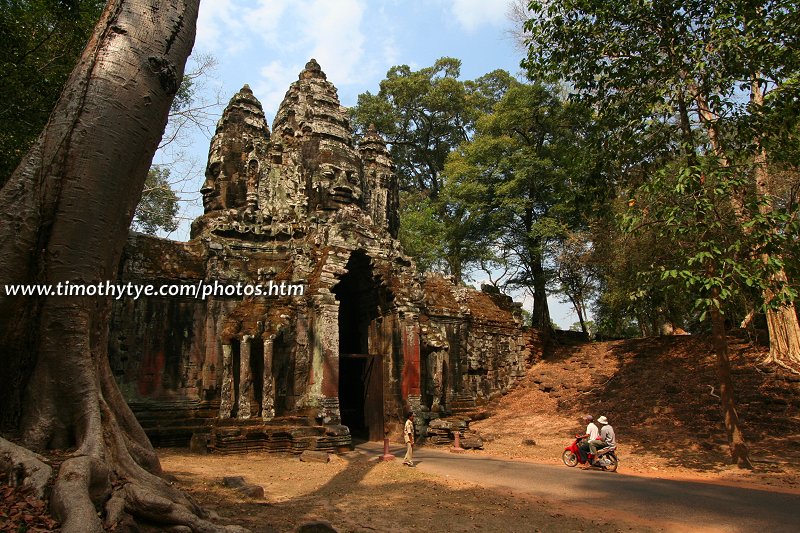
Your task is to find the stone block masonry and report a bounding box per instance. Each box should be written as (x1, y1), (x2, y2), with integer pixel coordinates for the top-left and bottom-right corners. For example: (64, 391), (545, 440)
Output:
(108, 60), (542, 451)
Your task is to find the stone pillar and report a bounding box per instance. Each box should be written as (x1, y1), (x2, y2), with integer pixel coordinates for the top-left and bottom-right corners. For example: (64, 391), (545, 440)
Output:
(219, 343), (234, 418)
(315, 301), (341, 423)
(238, 335), (252, 419)
(401, 321), (421, 402)
(262, 337), (275, 420)
(201, 304), (218, 393)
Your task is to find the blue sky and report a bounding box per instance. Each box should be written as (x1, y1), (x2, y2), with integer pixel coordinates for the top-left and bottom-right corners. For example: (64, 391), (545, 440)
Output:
(154, 0), (581, 329)
(193, 0), (523, 116)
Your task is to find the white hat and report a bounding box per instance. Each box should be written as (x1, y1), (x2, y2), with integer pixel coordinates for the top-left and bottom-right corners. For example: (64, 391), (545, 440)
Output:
(597, 416), (609, 425)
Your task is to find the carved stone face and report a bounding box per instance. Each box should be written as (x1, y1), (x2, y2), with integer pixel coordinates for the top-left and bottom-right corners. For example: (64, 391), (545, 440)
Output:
(317, 162), (361, 208)
(200, 139), (248, 213)
(200, 158), (222, 212)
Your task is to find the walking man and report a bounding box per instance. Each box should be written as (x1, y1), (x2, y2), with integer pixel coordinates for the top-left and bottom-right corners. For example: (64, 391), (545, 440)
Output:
(403, 412), (415, 466)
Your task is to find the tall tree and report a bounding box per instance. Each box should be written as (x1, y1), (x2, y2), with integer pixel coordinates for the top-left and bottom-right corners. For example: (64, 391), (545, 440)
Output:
(444, 82), (599, 330)
(522, 0), (800, 466)
(0, 1), (240, 531)
(550, 230), (596, 335)
(523, 0), (800, 369)
(0, 0), (104, 186)
(350, 59), (514, 279)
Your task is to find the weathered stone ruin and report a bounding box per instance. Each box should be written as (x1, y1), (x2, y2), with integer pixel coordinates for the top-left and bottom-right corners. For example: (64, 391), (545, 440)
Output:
(109, 60), (540, 453)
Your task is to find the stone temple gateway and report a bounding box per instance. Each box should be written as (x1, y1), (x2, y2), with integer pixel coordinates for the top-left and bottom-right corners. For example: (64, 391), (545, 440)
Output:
(109, 60), (540, 452)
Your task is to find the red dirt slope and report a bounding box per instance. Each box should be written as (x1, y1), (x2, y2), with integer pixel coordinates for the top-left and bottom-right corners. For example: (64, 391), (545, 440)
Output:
(470, 332), (800, 487)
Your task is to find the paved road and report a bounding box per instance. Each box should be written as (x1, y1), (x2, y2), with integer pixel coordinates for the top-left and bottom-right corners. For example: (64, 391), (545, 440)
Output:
(355, 442), (800, 532)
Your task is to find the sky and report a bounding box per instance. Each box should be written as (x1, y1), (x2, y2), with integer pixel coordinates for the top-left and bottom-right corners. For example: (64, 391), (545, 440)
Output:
(154, 0), (582, 329)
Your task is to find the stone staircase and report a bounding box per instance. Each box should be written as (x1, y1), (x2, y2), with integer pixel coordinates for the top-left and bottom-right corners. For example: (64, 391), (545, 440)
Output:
(449, 392), (477, 415)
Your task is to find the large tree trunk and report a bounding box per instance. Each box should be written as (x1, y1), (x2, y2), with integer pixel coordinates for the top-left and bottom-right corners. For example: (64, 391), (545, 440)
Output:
(693, 83), (800, 371)
(750, 79), (800, 371)
(529, 248), (552, 332)
(0, 1), (244, 531)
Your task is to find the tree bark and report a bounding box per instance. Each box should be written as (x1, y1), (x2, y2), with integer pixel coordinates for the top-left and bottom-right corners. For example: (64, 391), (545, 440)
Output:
(750, 78), (800, 371)
(0, 1), (244, 531)
(709, 280), (752, 468)
(693, 82), (800, 372)
(529, 246), (552, 332)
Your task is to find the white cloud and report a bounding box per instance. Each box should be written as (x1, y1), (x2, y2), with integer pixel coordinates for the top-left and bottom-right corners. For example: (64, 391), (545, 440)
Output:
(450, 0), (509, 31)
(248, 0), (370, 115)
(196, 1), (292, 56)
(195, 0), (243, 54)
(296, 0), (366, 86)
(242, 0), (293, 46)
(253, 60), (304, 118)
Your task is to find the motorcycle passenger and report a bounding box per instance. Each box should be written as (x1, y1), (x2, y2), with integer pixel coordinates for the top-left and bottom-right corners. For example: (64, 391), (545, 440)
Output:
(589, 415), (616, 463)
(579, 415), (599, 460)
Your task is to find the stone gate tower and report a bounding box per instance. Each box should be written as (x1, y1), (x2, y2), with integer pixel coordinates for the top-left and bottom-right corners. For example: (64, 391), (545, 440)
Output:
(109, 61), (537, 452)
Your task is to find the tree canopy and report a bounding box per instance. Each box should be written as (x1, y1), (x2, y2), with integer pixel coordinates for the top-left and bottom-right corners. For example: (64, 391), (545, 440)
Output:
(443, 81), (600, 328)
(521, 0), (800, 466)
(350, 58), (515, 279)
(0, 0), (104, 185)
(132, 166), (179, 235)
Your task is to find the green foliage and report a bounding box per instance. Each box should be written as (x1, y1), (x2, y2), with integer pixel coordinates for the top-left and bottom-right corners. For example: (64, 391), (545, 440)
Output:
(550, 231), (596, 332)
(523, 0), (800, 331)
(590, 209), (695, 337)
(623, 160), (799, 322)
(397, 192), (447, 273)
(133, 167), (179, 236)
(0, 0), (104, 185)
(350, 58), (514, 278)
(443, 81), (601, 326)
(569, 320), (595, 336)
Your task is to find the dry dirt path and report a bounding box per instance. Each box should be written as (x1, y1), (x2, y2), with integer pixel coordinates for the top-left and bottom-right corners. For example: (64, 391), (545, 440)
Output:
(357, 442), (800, 533)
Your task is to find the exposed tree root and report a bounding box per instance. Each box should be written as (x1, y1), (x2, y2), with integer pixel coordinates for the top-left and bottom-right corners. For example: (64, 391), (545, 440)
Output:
(760, 354), (800, 376)
(2, 436), (250, 533)
(0, 437), (52, 498)
(7, 304), (250, 533)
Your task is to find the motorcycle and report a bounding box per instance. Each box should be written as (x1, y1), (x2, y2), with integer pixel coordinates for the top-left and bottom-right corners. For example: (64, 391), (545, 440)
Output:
(562, 435), (618, 472)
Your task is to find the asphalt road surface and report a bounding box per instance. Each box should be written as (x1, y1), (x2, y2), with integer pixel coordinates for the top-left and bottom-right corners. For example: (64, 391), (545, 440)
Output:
(356, 442), (800, 532)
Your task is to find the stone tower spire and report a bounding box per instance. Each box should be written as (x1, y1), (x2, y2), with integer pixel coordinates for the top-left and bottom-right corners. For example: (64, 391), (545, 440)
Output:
(271, 59), (362, 213)
(199, 84), (269, 217)
(359, 124), (399, 237)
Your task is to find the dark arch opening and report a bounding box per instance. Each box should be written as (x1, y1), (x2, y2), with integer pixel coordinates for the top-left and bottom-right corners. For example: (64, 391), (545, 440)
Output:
(333, 250), (386, 441)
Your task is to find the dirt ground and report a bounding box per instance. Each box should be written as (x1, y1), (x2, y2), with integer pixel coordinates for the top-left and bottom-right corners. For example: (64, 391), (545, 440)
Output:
(467, 334), (800, 492)
(5, 335), (799, 532)
(157, 335), (800, 532)
(158, 448), (604, 533)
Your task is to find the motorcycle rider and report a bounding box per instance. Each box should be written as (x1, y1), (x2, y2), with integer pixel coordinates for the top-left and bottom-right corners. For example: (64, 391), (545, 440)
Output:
(579, 415), (599, 460)
(589, 415), (616, 464)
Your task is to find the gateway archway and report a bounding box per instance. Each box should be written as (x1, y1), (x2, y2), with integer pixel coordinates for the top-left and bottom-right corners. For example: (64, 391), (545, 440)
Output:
(333, 251), (386, 441)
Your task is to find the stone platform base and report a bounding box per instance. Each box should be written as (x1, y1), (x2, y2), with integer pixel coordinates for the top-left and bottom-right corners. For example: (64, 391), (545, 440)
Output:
(195, 418), (352, 455)
(425, 417), (483, 449)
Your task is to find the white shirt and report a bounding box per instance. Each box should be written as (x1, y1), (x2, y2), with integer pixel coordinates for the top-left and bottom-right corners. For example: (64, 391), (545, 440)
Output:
(586, 422), (599, 441)
(404, 418), (414, 443)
